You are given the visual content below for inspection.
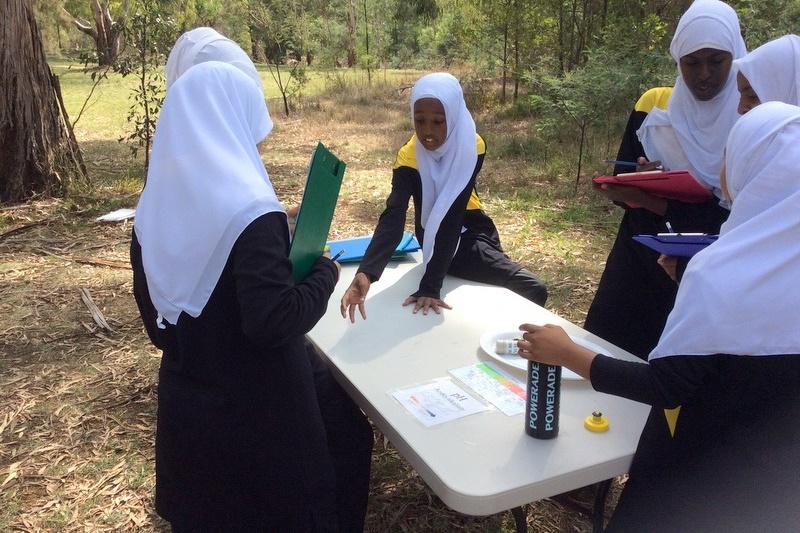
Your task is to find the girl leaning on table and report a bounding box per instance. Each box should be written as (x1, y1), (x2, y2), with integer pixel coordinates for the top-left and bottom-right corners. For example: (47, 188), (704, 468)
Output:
(340, 72), (548, 322)
(584, 0), (746, 359)
(518, 101), (800, 532)
(130, 33), (372, 532)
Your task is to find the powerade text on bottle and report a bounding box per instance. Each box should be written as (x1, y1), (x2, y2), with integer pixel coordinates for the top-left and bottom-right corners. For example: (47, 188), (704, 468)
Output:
(525, 360), (561, 439)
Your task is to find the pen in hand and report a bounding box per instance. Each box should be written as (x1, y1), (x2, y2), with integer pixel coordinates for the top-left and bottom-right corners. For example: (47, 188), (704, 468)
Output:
(331, 249), (346, 262)
(603, 159), (664, 171)
(603, 159), (640, 167)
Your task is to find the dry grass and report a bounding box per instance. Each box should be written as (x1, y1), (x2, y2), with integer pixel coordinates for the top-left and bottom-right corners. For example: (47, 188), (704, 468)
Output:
(0, 75), (625, 532)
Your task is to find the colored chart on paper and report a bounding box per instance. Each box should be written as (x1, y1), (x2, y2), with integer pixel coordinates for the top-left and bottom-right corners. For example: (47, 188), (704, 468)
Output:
(449, 362), (526, 416)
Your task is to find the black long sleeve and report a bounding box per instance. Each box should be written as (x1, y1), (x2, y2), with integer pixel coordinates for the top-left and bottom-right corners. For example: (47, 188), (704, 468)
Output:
(130, 230), (167, 349)
(590, 352), (800, 409)
(358, 155), (483, 299)
(232, 212), (339, 347)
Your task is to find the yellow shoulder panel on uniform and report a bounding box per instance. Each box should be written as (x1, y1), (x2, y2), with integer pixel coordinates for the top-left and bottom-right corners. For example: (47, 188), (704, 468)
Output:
(476, 133), (486, 155)
(394, 136), (418, 170)
(394, 134), (485, 169)
(634, 87), (673, 113)
(466, 190), (482, 210)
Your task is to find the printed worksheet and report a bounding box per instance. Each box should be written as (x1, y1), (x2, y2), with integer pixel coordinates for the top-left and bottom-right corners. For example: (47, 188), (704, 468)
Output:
(391, 379), (488, 427)
(449, 362), (526, 416)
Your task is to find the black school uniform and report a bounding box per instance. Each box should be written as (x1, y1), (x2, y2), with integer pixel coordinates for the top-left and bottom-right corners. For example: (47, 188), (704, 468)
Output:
(591, 352), (800, 532)
(131, 212), (373, 532)
(584, 88), (729, 359)
(358, 135), (548, 306)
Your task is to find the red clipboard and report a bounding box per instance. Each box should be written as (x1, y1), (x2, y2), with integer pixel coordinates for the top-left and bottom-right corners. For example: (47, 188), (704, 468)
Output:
(593, 170), (714, 203)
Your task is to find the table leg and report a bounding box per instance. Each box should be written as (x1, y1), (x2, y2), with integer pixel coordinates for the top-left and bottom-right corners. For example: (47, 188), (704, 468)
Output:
(510, 506), (527, 533)
(548, 479), (613, 533)
(592, 479), (612, 533)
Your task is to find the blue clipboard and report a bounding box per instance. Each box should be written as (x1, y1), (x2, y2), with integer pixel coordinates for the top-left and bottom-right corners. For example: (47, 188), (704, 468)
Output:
(633, 233), (718, 257)
(326, 232), (420, 263)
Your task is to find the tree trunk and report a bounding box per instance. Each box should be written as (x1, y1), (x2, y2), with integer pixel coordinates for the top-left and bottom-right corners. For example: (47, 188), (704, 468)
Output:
(0, 0), (86, 203)
(70, 0), (124, 66)
(346, 0), (358, 67)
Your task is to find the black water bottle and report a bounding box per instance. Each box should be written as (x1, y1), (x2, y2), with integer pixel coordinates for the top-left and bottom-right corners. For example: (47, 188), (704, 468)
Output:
(525, 360), (561, 439)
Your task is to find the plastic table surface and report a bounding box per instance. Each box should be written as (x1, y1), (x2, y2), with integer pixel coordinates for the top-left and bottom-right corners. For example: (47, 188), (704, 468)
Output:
(306, 252), (649, 517)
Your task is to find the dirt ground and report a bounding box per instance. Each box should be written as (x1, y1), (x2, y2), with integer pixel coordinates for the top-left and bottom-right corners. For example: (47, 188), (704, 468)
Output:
(0, 82), (625, 532)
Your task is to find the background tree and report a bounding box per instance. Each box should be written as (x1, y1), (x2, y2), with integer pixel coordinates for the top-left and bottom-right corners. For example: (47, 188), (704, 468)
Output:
(116, 0), (177, 173)
(250, 0), (310, 115)
(67, 0), (127, 66)
(0, 0), (85, 203)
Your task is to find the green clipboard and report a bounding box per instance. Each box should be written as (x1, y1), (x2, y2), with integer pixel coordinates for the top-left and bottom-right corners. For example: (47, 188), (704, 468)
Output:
(288, 142), (346, 282)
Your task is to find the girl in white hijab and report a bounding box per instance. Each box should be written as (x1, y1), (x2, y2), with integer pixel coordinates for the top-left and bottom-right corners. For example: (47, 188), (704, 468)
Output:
(135, 62), (279, 324)
(638, 0), (747, 196)
(733, 34), (800, 114)
(585, 0), (746, 359)
(130, 61), (369, 531)
(164, 27), (263, 92)
(411, 72), (478, 272)
(518, 101), (800, 532)
(340, 72), (547, 321)
(652, 100), (800, 358)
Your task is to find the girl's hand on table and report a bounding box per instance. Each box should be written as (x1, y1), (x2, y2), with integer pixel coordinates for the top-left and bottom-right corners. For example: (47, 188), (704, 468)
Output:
(340, 272), (371, 323)
(402, 295), (452, 315)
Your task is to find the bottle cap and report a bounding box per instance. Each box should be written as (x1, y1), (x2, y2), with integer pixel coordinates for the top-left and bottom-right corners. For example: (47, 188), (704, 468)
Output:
(584, 411), (609, 433)
(495, 339), (519, 355)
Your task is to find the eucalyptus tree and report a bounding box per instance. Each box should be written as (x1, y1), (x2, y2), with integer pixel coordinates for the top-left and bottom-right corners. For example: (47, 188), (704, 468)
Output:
(1, 0), (85, 203)
(67, 0), (127, 66)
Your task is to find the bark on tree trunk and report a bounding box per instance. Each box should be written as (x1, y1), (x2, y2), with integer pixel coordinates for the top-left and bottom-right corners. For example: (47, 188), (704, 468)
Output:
(0, 0), (86, 203)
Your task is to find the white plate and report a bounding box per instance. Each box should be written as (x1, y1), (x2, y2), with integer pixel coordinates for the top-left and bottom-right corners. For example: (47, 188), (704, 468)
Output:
(479, 329), (609, 380)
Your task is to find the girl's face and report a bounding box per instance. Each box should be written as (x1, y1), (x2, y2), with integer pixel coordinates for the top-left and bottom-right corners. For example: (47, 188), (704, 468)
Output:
(679, 48), (733, 101)
(413, 98), (447, 151)
(736, 71), (761, 115)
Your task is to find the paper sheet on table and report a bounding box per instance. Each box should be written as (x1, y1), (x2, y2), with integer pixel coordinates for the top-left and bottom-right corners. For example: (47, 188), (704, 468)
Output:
(391, 379), (488, 427)
(449, 362), (526, 416)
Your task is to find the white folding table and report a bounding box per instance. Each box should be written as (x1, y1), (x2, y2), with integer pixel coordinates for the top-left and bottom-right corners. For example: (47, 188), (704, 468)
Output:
(307, 253), (649, 531)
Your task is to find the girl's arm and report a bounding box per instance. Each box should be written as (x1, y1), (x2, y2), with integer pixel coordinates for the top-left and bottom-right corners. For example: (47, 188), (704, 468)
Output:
(233, 212), (338, 347)
(357, 167), (414, 283)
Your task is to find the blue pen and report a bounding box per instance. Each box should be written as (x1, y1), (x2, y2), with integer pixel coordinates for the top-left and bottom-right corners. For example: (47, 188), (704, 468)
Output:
(603, 159), (640, 167)
(331, 249), (346, 261)
(604, 158), (664, 170)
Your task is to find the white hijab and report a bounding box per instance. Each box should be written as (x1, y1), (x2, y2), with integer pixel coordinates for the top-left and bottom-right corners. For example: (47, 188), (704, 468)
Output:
(637, 0), (746, 198)
(410, 73), (478, 267)
(165, 27), (264, 94)
(134, 62), (282, 325)
(650, 101), (800, 359)
(733, 35), (800, 106)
